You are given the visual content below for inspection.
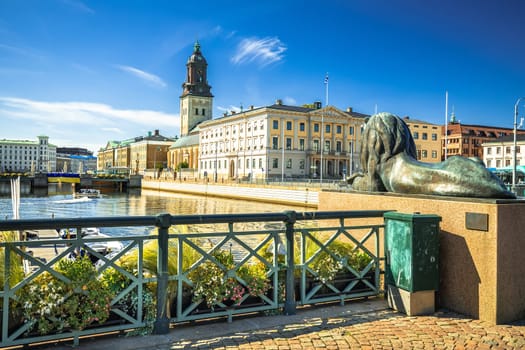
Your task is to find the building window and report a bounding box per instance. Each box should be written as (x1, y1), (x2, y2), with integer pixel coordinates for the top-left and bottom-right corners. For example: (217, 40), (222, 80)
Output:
(202, 108), (205, 116)
(258, 158), (262, 169)
(324, 140), (330, 152)
(299, 138), (305, 151)
(506, 159), (511, 167)
(299, 122), (305, 132)
(422, 133), (428, 140)
(349, 126), (354, 135)
(432, 133), (437, 141)
(422, 150), (428, 158)
(487, 148), (492, 155)
(272, 158), (278, 168)
(313, 140), (319, 152)
(497, 147), (501, 154)
(195, 108), (199, 115)
(336, 141), (342, 152)
(286, 159), (292, 169)
(496, 159), (501, 167)
(246, 158), (250, 168)
(314, 123), (319, 132)
(286, 121), (292, 131)
(506, 146), (511, 154)
(413, 132), (419, 140)
(273, 120), (279, 129)
(336, 125), (342, 134)
(432, 150), (437, 158)
(299, 160), (305, 169)
(272, 137), (279, 150)
(325, 124), (331, 133)
(286, 138), (292, 150)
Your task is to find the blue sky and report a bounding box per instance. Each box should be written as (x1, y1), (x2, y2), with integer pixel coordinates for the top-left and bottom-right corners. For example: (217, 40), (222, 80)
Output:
(1, 0), (525, 154)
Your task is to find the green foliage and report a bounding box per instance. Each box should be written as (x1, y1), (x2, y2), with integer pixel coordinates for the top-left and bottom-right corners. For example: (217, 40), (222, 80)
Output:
(19, 256), (113, 335)
(306, 238), (373, 283)
(188, 250), (271, 308)
(177, 161), (189, 170)
(100, 266), (156, 336)
(0, 231), (25, 288)
(259, 232), (374, 284)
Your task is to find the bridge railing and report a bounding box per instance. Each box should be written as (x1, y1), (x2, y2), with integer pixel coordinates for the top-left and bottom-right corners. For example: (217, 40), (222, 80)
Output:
(0, 210), (389, 348)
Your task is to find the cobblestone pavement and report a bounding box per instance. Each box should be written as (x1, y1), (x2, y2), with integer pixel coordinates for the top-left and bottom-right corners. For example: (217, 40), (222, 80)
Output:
(154, 312), (525, 350)
(38, 298), (525, 350)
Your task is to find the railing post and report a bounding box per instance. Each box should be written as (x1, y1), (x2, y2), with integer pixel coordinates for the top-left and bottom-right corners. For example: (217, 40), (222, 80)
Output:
(284, 210), (296, 315)
(153, 213), (171, 334)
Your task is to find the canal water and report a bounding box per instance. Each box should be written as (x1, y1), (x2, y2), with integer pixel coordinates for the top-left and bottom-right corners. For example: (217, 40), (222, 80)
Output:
(0, 183), (311, 238)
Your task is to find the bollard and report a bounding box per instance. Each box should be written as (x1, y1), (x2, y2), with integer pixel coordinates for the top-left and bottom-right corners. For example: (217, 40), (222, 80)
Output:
(284, 210), (296, 315)
(153, 213), (171, 334)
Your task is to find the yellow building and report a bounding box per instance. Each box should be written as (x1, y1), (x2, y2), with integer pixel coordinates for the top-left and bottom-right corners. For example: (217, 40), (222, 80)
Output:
(97, 130), (175, 175)
(402, 116), (442, 163)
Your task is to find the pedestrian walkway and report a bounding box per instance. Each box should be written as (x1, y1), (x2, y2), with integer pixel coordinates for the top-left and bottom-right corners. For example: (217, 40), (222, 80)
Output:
(35, 297), (525, 349)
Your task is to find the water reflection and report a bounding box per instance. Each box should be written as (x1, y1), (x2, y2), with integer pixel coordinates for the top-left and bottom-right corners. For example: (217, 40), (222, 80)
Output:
(0, 187), (313, 237)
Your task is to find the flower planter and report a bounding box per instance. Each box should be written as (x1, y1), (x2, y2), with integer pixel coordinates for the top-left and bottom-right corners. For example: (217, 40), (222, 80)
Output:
(171, 289), (271, 317)
(297, 271), (376, 300)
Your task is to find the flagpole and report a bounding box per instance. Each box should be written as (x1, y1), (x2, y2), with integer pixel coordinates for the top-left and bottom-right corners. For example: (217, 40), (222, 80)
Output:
(445, 91), (448, 160)
(321, 73), (328, 184)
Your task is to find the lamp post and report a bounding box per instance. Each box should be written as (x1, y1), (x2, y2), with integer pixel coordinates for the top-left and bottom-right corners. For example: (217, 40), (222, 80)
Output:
(512, 97), (525, 194)
(153, 146), (161, 179)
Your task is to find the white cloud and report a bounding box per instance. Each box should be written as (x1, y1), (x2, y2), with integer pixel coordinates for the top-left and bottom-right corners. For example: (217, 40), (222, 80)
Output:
(283, 97), (297, 105)
(116, 65), (167, 88)
(0, 97), (179, 152)
(217, 105), (242, 114)
(231, 37), (287, 67)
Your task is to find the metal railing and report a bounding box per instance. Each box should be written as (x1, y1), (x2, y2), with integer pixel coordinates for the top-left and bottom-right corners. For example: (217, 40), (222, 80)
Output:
(0, 210), (388, 348)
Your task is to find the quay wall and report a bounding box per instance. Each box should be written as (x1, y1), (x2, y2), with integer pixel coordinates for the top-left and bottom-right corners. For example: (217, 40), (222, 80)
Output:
(141, 180), (319, 207)
(319, 190), (525, 325)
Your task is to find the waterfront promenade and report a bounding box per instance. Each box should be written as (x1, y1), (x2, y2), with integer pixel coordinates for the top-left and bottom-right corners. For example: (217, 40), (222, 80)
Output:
(36, 297), (525, 350)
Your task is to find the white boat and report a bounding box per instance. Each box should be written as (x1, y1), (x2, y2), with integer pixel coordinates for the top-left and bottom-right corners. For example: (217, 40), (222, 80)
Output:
(73, 188), (101, 198)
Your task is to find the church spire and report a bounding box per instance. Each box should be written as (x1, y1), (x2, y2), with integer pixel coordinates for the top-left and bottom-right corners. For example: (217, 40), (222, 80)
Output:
(181, 41), (213, 98)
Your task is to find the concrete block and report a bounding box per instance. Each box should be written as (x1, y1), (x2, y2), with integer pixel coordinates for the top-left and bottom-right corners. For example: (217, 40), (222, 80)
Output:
(387, 284), (435, 316)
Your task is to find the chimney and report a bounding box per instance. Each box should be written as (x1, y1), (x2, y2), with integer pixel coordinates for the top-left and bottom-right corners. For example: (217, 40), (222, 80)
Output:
(314, 101), (322, 109)
(154, 129), (159, 136)
(346, 107), (353, 113)
(276, 99), (283, 105)
(148, 131), (152, 137)
(250, 105), (254, 110)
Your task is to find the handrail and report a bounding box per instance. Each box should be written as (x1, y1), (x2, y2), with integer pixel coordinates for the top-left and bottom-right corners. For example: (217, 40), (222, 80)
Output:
(0, 210), (390, 347)
(0, 210), (390, 230)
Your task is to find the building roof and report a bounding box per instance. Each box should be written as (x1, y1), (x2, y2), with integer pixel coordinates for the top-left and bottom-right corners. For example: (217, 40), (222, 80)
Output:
(403, 116), (439, 125)
(483, 134), (525, 144)
(170, 133), (199, 149)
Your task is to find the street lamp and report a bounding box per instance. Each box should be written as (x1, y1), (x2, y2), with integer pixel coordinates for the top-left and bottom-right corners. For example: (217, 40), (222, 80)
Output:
(153, 146), (161, 179)
(512, 97), (525, 194)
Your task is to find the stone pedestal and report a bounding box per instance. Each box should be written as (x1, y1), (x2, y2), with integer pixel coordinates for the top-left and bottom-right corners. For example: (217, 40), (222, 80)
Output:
(318, 190), (525, 325)
(387, 285), (435, 316)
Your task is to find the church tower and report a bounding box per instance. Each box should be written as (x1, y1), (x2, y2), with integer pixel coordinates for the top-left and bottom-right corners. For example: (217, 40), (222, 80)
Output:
(180, 41), (213, 137)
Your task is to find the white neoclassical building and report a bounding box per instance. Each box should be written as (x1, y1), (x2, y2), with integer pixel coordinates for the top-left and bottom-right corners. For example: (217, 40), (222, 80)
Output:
(198, 102), (365, 182)
(0, 135), (56, 173)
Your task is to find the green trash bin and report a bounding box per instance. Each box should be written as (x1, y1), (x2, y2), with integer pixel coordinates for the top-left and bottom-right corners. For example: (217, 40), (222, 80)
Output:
(384, 212), (441, 292)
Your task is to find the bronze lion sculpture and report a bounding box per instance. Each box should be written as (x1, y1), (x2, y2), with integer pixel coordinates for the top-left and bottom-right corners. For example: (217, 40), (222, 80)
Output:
(348, 112), (515, 198)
